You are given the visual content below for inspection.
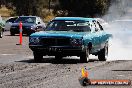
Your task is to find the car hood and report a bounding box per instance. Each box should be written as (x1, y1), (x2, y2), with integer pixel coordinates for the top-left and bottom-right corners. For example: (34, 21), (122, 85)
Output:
(11, 23), (35, 27)
(30, 31), (89, 38)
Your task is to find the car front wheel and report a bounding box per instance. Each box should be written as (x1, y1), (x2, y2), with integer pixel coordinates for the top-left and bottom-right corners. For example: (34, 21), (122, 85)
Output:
(80, 48), (89, 63)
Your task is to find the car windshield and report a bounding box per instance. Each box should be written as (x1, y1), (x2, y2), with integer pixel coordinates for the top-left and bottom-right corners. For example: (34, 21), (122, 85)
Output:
(6, 17), (18, 23)
(45, 20), (91, 32)
(15, 17), (36, 23)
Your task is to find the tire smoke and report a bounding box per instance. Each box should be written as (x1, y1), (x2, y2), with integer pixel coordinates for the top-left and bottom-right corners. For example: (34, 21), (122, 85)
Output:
(103, 0), (132, 61)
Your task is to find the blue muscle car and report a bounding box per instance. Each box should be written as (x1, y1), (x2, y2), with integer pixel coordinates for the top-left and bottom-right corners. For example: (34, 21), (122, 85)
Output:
(29, 17), (112, 63)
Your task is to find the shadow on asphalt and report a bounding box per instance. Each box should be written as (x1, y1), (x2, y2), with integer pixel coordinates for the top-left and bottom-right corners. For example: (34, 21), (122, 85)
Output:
(17, 57), (99, 64)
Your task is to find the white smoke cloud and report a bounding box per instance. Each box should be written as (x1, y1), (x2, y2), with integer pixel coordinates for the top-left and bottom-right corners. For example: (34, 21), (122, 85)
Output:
(103, 0), (132, 61)
(103, 0), (132, 21)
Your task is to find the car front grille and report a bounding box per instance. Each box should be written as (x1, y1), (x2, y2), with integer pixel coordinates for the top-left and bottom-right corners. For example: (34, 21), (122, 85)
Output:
(40, 37), (71, 46)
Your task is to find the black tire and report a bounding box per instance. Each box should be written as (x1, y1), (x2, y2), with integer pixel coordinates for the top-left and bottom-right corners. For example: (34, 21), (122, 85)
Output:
(33, 51), (43, 62)
(80, 48), (89, 63)
(98, 43), (108, 61)
(0, 31), (3, 38)
(10, 32), (15, 36)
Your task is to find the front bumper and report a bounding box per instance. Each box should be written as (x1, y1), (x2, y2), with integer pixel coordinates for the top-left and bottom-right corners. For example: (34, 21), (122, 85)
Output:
(29, 45), (84, 56)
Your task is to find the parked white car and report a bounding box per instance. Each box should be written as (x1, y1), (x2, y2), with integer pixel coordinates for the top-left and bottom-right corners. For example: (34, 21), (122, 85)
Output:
(4, 17), (18, 31)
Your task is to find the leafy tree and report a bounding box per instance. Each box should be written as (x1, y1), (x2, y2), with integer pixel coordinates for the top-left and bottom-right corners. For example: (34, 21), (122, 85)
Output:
(11, 0), (49, 16)
(54, 0), (111, 17)
(0, 0), (112, 18)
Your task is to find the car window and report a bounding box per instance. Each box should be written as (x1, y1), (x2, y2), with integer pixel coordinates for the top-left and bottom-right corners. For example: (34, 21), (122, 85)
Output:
(46, 20), (91, 32)
(97, 21), (104, 30)
(93, 21), (102, 32)
(92, 21), (98, 32)
(15, 17), (36, 23)
(6, 17), (18, 23)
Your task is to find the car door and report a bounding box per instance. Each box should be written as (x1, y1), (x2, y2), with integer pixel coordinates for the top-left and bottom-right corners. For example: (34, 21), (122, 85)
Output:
(91, 21), (103, 51)
(97, 21), (111, 48)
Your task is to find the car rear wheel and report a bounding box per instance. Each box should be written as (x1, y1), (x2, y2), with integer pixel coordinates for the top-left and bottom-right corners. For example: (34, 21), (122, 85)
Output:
(80, 48), (89, 63)
(33, 51), (43, 62)
(0, 31), (3, 38)
(98, 42), (108, 61)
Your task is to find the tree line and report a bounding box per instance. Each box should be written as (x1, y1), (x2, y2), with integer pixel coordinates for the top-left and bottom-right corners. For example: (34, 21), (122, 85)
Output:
(0, 0), (112, 17)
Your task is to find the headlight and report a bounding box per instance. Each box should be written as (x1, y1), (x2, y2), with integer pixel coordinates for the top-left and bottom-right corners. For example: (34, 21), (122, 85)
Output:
(71, 38), (82, 46)
(29, 37), (40, 44)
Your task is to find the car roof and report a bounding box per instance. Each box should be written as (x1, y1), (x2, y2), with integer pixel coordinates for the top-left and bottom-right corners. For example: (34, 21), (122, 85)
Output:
(53, 17), (96, 22)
